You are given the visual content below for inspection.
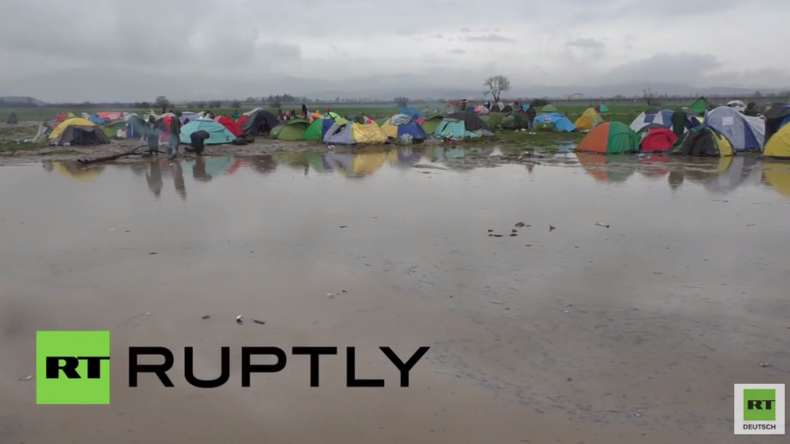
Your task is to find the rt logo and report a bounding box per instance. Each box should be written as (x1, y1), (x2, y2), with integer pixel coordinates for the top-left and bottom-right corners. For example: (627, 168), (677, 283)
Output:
(36, 331), (111, 405)
(734, 384), (785, 435)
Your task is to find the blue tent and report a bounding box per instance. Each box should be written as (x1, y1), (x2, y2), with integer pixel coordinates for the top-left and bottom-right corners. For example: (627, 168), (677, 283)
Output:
(396, 121), (427, 141)
(179, 118), (236, 145)
(534, 113), (576, 132)
(398, 107), (424, 120)
(88, 114), (108, 124)
(705, 107), (764, 152)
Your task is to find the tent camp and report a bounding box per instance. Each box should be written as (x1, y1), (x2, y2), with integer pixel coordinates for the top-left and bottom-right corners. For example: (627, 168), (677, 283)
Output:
(49, 118), (110, 146)
(304, 119), (336, 141)
(434, 112), (494, 139)
(323, 122), (388, 145)
(630, 109), (673, 132)
(640, 128), (678, 152)
(179, 119), (236, 145)
(705, 107), (765, 152)
(380, 115), (427, 143)
(764, 122), (790, 158)
(241, 110), (279, 135)
(271, 119), (310, 141)
(541, 105), (558, 113)
(577, 122), (640, 154)
(421, 116), (444, 134)
(574, 108), (604, 131)
(690, 97), (712, 116)
(672, 127), (734, 157)
(534, 113), (576, 132)
(215, 116), (243, 137)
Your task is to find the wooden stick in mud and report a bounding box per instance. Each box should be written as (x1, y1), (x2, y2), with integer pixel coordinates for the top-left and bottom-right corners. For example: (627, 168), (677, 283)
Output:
(77, 145), (148, 164)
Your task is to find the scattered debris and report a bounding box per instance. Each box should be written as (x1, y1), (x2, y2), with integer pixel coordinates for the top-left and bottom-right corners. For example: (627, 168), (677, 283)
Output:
(746, 224), (756, 227)
(564, 310), (570, 314)
(549, 225), (556, 232)
(327, 292), (336, 299)
(510, 233), (517, 237)
(491, 301), (505, 305)
(493, 234), (503, 238)
(525, 244), (532, 247)
(19, 375), (33, 381)
(634, 412), (642, 417)
(595, 223), (610, 229)
(342, 290), (347, 293)
(339, 226), (348, 229)
(201, 315), (211, 320)
(149, 252), (157, 255)
(759, 362), (770, 368)
(511, 229), (518, 234)
(488, 229), (494, 233)
(515, 222), (526, 228)
(566, 377), (573, 382)
(252, 319), (266, 325)
(236, 315), (244, 324)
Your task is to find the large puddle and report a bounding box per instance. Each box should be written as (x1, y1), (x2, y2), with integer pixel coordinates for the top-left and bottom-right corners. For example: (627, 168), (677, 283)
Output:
(1, 149), (789, 444)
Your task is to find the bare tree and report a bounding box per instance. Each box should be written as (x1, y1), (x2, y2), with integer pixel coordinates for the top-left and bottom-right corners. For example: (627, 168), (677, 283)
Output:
(643, 88), (656, 106)
(230, 100), (241, 109)
(154, 95), (170, 112)
(483, 75), (511, 102)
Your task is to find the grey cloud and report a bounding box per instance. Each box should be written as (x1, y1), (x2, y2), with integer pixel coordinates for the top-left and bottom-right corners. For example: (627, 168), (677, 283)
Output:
(463, 34), (516, 43)
(460, 28), (471, 33)
(604, 53), (721, 85)
(432, 34), (443, 39)
(567, 38), (605, 49)
(451, 49), (466, 54)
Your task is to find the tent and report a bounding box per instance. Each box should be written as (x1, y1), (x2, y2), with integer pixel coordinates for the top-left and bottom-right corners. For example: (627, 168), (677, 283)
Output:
(671, 109), (702, 139)
(304, 119), (335, 141)
(214, 116), (243, 137)
(241, 109), (279, 135)
(577, 122), (640, 154)
(640, 128), (678, 152)
(764, 122), (790, 158)
(726, 100), (746, 112)
(630, 109), (673, 132)
(434, 112), (494, 139)
(689, 97), (712, 116)
(271, 119), (309, 140)
(49, 118), (110, 146)
(534, 113), (576, 132)
(540, 105), (558, 113)
(763, 105), (790, 144)
(6, 112), (17, 124)
(421, 115), (444, 134)
(573, 108), (604, 131)
(323, 122), (388, 145)
(179, 119), (236, 145)
(499, 110), (530, 130)
(101, 121), (128, 139)
(398, 107), (424, 120)
(595, 104), (610, 113)
(671, 127), (734, 157)
(380, 115), (427, 142)
(704, 107), (765, 152)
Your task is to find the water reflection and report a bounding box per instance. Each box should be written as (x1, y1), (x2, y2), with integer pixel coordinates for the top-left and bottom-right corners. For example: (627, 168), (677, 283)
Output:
(41, 149), (790, 199)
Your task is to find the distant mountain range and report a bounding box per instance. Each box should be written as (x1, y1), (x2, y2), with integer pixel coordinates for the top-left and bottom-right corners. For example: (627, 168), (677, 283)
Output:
(0, 95), (48, 106)
(1, 66), (787, 103)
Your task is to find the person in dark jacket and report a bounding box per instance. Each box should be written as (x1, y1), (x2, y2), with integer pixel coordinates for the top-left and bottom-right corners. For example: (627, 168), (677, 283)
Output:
(744, 102), (759, 117)
(168, 111), (182, 159)
(525, 105), (537, 130)
(145, 116), (159, 155)
(186, 130), (210, 156)
(301, 104), (308, 119)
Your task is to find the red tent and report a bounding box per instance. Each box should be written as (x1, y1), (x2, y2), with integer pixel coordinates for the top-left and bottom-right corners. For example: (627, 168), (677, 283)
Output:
(641, 128), (677, 152)
(215, 116), (243, 137)
(237, 115), (248, 127)
(55, 112), (69, 122)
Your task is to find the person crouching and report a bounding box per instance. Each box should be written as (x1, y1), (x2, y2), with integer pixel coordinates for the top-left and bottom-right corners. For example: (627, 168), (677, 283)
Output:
(186, 130), (210, 156)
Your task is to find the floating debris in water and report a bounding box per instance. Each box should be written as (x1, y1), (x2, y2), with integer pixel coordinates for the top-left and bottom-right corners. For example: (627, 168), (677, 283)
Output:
(202, 315), (211, 320)
(510, 234), (517, 237)
(19, 375), (33, 381)
(327, 292), (336, 299)
(493, 234), (503, 238)
(759, 362), (771, 368)
(149, 252), (157, 255)
(339, 226), (348, 229)
(252, 319), (266, 325)
(488, 229), (494, 233)
(236, 315), (244, 324)
(595, 223), (610, 229)
(515, 222), (526, 228)
(634, 412), (642, 417)
(512, 229), (518, 233)
(549, 225), (556, 232)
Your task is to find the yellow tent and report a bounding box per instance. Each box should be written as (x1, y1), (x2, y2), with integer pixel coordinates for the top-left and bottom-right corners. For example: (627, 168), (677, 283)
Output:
(350, 123), (387, 145)
(574, 108), (604, 131)
(380, 122), (399, 139)
(764, 124), (790, 158)
(49, 118), (96, 140)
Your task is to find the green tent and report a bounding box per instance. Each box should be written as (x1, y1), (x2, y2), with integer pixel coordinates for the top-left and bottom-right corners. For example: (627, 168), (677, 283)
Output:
(541, 104), (558, 113)
(271, 119), (309, 140)
(500, 111), (530, 130)
(421, 115), (444, 134)
(376, 117), (389, 126)
(102, 121), (127, 139)
(597, 104), (610, 113)
(689, 97), (712, 116)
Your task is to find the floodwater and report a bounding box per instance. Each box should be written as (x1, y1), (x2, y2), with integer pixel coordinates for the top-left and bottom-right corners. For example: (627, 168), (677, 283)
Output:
(1, 148), (789, 444)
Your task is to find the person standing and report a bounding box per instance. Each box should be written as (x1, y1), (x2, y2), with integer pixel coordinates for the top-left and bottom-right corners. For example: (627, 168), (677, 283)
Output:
(168, 111), (182, 159)
(301, 104), (308, 120)
(145, 116), (160, 156)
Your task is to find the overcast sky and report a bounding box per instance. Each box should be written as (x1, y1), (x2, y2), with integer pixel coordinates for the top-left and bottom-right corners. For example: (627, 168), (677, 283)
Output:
(1, 0), (789, 101)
